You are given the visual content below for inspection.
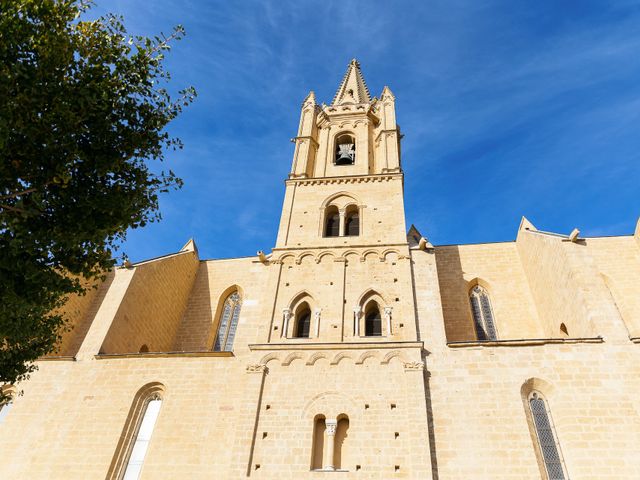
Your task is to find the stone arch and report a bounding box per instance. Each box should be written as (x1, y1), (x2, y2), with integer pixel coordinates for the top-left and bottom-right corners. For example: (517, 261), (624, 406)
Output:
(282, 352), (305, 366)
(464, 276), (493, 294)
(301, 391), (358, 421)
(381, 249), (400, 262)
(286, 291), (317, 339)
(357, 288), (390, 308)
(306, 352), (329, 366)
(330, 352), (354, 365)
(259, 352), (281, 365)
(320, 191), (360, 210)
(355, 350), (380, 365)
(521, 377), (555, 399)
(316, 251), (336, 264)
(296, 252), (316, 265)
(380, 350), (406, 365)
(361, 249), (381, 262)
(278, 253), (295, 265)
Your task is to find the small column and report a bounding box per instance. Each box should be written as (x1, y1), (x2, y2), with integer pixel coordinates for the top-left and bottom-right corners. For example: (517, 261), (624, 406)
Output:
(282, 308), (291, 338)
(323, 419), (338, 471)
(338, 210), (346, 237)
(384, 306), (393, 336)
(314, 308), (321, 338)
(353, 306), (362, 337)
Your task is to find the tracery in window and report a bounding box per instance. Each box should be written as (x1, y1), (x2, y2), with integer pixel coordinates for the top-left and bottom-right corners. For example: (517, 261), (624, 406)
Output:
(469, 285), (497, 341)
(528, 392), (566, 480)
(214, 291), (242, 351)
(335, 133), (355, 165)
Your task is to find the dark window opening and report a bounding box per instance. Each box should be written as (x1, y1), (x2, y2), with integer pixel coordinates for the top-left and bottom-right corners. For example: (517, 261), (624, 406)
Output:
(325, 206), (340, 237)
(335, 134), (355, 165)
(345, 210), (359, 236)
(365, 304), (382, 336)
(295, 306), (311, 338)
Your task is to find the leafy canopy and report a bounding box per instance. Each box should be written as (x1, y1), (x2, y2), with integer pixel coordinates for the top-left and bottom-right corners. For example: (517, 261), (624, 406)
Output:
(0, 0), (195, 392)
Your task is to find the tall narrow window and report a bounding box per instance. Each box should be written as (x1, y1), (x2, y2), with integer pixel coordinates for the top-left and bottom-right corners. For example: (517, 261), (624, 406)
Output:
(364, 303), (382, 336)
(529, 392), (566, 480)
(325, 206), (340, 237)
(122, 394), (162, 480)
(469, 285), (497, 341)
(0, 396), (14, 424)
(334, 415), (350, 470)
(214, 291), (242, 351)
(295, 304), (311, 338)
(311, 415), (326, 470)
(345, 206), (359, 236)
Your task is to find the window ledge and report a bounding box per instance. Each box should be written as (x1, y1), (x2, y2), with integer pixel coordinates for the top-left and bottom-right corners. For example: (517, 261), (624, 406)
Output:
(447, 337), (603, 348)
(311, 469), (349, 473)
(94, 351), (235, 359)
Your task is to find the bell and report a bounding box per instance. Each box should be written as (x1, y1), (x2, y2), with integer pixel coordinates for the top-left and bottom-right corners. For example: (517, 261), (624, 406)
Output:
(336, 143), (355, 165)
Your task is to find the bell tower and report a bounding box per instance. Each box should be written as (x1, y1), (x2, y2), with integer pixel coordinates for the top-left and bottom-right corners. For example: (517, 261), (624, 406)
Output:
(275, 59), (407, 249)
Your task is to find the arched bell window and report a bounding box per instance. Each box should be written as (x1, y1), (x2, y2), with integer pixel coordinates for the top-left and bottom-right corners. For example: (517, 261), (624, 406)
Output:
(214, 291), (242, 351)
(469, 285), (497, 341)
(345, 205), (359, 237)
(324, 205), (340, 237)
(294, 303), (312, 338)
(335, 133), (355, 165)
(364, 302), (382, 337)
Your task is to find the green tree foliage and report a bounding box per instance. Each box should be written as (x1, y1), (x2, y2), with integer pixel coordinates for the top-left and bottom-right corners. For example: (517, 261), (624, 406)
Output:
(0, 0), (195, 393)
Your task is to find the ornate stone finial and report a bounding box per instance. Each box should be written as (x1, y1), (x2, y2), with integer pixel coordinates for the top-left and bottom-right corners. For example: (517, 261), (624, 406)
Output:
(246, 364), (268, 374)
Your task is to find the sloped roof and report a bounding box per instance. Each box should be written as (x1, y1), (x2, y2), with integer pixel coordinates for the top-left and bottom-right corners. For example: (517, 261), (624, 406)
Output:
(331, 58), (372, 105)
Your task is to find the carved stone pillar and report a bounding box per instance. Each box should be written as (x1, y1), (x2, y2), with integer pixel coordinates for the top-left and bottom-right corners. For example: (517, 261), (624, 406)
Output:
(384, 306), (393, 335)
(338, 210), (346, 237)
(353, 306), (362, 336)
(282, 308), (291, 338)
(314, 308), (321, 338)
(324, 419), (338, 470)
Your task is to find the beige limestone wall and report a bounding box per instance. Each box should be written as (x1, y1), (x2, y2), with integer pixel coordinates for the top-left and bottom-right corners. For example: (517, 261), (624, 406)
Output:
(52, 274), (105, 356)
(275, 175), (407, 249)
(173, 257), (271, 352)
(586, 236), (640, 336)
(434, 242), (541, 342)
(100, 251), (199, 354)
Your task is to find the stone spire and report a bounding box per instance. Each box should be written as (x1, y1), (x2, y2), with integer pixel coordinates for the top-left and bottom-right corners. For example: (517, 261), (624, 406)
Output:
(331, 58), (372, 105)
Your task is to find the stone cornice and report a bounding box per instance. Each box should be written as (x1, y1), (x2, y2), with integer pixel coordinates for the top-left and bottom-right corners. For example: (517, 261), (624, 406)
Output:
(249, 341), (423, 351)
(447, 337), (604, 348)
(285, 172), (403, 186)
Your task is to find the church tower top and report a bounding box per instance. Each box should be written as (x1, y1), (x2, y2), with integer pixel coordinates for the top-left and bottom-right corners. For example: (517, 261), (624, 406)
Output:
(331, 58), (372, 105)
(288, 59), (401, 180)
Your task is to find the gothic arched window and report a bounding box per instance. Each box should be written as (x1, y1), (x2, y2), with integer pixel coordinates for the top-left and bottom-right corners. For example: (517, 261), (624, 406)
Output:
(214, 291), (242, 351)
(295, 303), (312, 338)
(335, 133), (355, 165)
(469, 285), (497, 341)
(528, 392), (566, 480)
(345, 205), (359, 236)
(364, 302), (382, 337)
(324, 206), (340, 237)
(122, 394), (162, 480)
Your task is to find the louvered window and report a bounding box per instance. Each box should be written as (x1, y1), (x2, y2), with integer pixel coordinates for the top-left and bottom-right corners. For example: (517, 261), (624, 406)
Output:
(214, 291), (242, 351)
(469, 285), (497, 340)
(529, 392), (566, 480)
(122, 395), (162, 480)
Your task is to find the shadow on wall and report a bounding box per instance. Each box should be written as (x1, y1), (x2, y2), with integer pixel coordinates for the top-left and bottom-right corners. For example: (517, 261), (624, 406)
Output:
(52, 271), (116, 357)
(434, 246), (476, 342)
(173, 262), (213, 351)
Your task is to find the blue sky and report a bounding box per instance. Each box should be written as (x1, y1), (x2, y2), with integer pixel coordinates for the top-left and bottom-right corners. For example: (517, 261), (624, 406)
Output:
(92, 1), (640, 261)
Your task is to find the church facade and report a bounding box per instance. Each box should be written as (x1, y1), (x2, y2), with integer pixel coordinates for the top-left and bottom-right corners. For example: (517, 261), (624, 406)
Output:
(2, 60), (640, 479)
